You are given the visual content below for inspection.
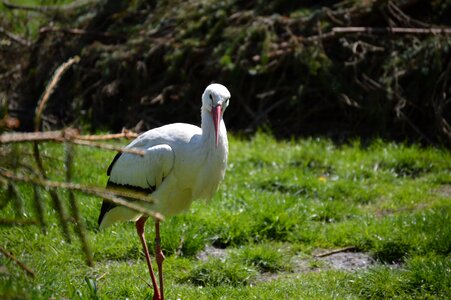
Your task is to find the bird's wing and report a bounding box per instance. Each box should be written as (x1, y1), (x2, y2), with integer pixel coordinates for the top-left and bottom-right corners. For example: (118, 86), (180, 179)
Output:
(108, 144), (175, 189)
(97, 144), (174, 227)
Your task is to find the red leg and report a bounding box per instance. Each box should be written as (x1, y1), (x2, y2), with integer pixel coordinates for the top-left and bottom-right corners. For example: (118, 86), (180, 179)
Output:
(136, 217), (161, 300)
(155, 220), (165, 300)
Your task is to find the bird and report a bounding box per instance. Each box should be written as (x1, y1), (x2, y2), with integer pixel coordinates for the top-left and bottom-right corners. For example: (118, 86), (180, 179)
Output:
(97, 83), (230, 300)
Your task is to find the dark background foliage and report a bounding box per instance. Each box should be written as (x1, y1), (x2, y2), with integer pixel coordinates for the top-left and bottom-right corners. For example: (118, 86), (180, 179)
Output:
(1, 0), (450, 145)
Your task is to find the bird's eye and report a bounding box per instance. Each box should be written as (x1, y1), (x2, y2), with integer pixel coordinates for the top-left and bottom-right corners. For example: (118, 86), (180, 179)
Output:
(209, 94), (214, 102)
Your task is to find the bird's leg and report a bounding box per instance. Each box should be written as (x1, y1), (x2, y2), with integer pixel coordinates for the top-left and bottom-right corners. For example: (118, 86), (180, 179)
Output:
(136, 217), (161, 300)
(155, 220), (165, 300)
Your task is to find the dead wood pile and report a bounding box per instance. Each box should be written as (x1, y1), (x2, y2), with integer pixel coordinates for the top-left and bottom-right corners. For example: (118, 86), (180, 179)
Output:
(1, 0), (450, 145)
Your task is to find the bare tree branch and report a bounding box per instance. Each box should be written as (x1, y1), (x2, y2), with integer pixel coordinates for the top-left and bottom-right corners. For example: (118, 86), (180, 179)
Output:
(303, 26), (451, 42)
(65, 142), (94, 267)
(0, 246), (35, 278)
(76, 130), (139, 140)
(332, 26), (451, 34)
(35, 56), (80, 131)
(0, 26), (31, 47)
(0, 169), (163, 221)
(39, 27), (117, 39)
(0, 130), (144, 156)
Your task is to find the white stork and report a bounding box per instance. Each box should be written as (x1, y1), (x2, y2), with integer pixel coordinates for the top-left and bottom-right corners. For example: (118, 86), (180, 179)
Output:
(97, 83), (230, 300)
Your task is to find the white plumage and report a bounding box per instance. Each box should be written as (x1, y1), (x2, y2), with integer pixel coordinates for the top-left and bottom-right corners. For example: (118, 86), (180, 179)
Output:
(97, 83), (230, 300)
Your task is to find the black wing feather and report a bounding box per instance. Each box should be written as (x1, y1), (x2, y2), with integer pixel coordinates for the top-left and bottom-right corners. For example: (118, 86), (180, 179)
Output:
(98, 151), (158, 227)
(97, 180), (156, 226)
(107, 152), (122, 176)
(97, 184), (118, 226)
(98, 152), (122, 226)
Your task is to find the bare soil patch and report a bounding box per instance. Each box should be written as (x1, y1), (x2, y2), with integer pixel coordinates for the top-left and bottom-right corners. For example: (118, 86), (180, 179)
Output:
(198, 245), (378, 283)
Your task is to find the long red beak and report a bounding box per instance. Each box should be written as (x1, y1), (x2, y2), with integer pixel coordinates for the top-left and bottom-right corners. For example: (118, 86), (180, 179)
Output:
(211, 105), (222, 147)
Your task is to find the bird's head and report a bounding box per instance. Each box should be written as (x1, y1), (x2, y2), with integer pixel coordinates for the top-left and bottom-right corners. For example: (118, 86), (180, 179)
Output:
(202, 83), (231, 146)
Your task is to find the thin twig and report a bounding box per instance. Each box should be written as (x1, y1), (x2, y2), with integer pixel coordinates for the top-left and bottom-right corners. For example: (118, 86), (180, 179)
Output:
(40, 27), (117, 39)
(96, 272), (108, 281)
(65, 142), (94, 267)
(33, 141), (72, 242)
(32, 185), (47, 233)
(0, 26), (32, 47)
(76, 131), (139, 140)
(332, 26), (451, 34)
(0, 130), (144, 156)
(9, 183), (24, 218)
(71, 139), (144, 156)
(0, 169), (163, 220)
(0, 246), (35, 278)
(1, 130), (79, 143)
(35, 56), (80, 131)
(0, 169), (153, 204)
(0, 129), (138, 143)
(314, 246), (357, 258)
(0, 219), (39, 226)
(387, 1), (434, 29)
(303, 26), (451, 42)
(8, 146), (24, 217)
(32, 56), (81, 243)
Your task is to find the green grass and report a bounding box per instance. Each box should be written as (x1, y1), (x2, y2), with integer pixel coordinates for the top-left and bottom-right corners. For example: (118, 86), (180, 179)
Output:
(1, 133), (450, 299)
(1, 1), (74, 39)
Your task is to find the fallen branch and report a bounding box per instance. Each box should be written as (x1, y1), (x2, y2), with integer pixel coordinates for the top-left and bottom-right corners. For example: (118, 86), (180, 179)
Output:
(387, 1), (435, 29)
(314, 246), (357, 258)
(0, 26), (32, 47)
(40, 27), (117, 39)
(304, 26), (451, 42)
(0, 246), (35, 278)
(0, 169), (163, 220)
(332, 26), (451, 34)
